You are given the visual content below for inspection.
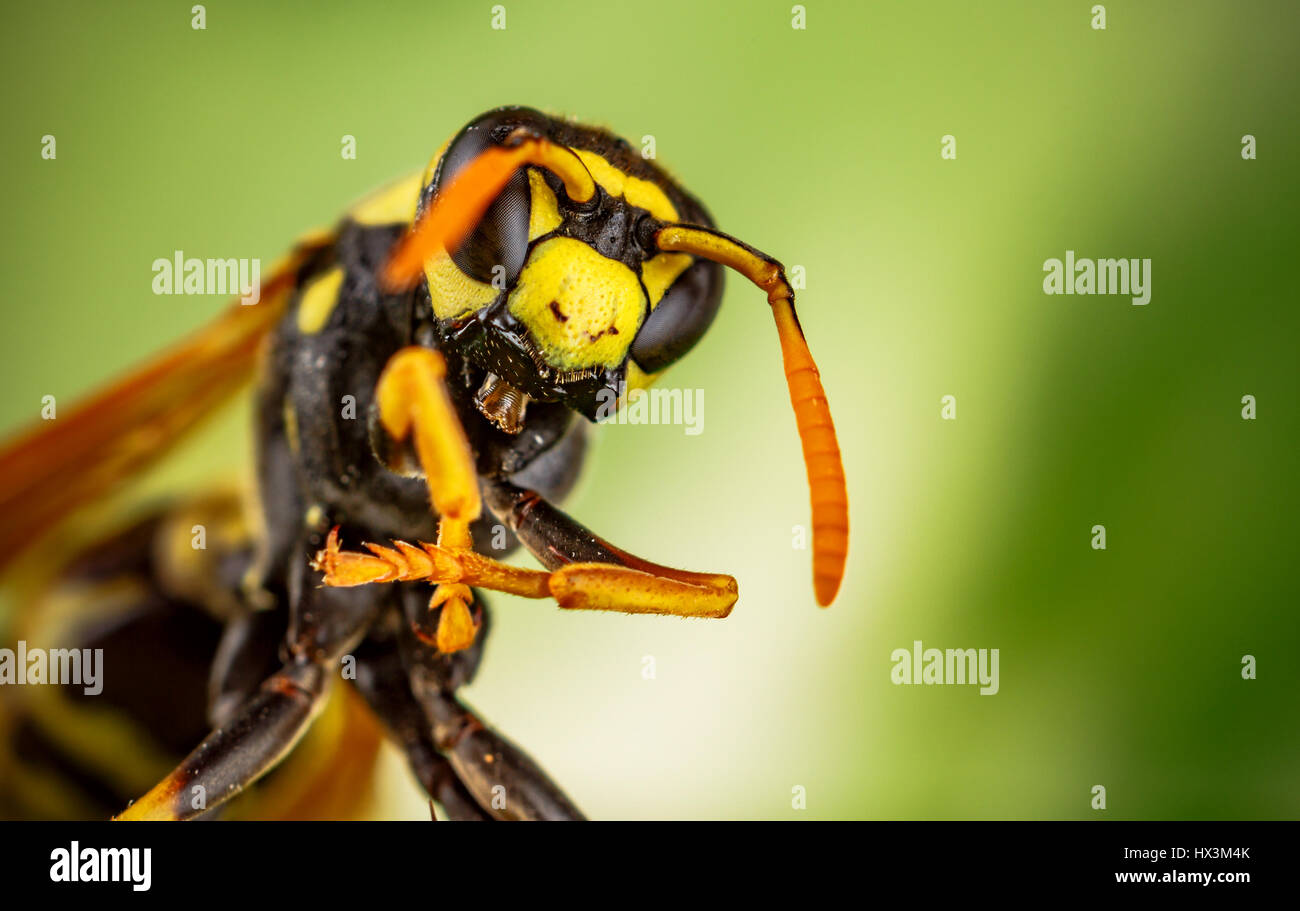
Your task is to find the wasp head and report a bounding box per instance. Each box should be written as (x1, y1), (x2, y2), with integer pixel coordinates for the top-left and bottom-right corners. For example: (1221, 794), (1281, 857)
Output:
(401, 107), (724, 431)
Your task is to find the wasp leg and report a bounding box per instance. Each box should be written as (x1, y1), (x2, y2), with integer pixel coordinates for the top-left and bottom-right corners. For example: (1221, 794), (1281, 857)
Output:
(414, 691), (585, 821)
(484, 479), (739, 617)
(314, 477), (739, 620)
(206, 608), (283, 728)
(396, 621), (585, 821)
(349, 630), (487, 821)
(315, 523), (737, 619)
(372, 346), (482, 653)
(114, 658), (330, 820)
(117, 567), (382, 821)
(331, 346), (735, 626)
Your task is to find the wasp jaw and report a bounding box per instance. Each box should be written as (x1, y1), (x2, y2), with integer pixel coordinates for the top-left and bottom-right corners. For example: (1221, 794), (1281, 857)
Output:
(474, 372), (530, 434)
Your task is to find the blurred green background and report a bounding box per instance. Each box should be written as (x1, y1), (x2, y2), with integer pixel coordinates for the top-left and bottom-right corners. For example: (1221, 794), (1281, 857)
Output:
(1, 0), (1296, 819)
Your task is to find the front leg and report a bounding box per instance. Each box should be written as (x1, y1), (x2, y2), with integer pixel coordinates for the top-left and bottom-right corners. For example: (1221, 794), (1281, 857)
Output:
(312, 484), (739, 620)
(372, 346), (482, 652)
(327, 345), (737, 635)
(482, 477), (741, 613)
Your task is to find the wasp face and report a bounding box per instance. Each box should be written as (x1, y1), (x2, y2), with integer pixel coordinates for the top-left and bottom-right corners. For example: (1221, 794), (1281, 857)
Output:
(417, 107), (724, 431)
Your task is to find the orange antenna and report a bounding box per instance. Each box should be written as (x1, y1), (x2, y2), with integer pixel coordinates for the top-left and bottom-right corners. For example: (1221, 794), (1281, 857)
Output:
(655, 224), (849, 606)
(383, 132), (595, 291)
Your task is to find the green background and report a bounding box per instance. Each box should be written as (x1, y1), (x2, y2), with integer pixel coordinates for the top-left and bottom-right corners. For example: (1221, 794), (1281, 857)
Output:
(1, 0), (1296, 819)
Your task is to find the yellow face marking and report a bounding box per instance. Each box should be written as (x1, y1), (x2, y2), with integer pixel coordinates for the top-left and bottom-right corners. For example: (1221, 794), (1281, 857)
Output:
(572, 149), (680, 222)
(347, 172), (422, 226)
(527, 169), (563, 240)
(641, 252), (693, 308)
(425, 249), (498, 320)
(417, 136), (516, 322)
(508, 237), (645, 371)
(297, 266), (345, 335)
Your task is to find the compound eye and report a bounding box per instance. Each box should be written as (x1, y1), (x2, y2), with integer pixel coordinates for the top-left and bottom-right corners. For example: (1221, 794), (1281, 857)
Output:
(448, 169), (530, 286)
(425, 110), (548, 287)
(630, 259), (724, 373)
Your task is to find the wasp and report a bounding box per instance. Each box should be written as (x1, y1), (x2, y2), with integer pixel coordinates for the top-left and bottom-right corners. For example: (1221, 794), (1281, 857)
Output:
(0, 107), (848, 820)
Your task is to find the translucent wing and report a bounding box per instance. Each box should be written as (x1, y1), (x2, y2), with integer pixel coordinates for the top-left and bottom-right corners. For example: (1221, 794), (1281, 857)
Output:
(0, 235), (332, 572)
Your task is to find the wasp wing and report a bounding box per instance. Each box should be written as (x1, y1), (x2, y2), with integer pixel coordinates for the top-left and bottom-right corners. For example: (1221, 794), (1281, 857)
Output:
(0, 235), (333, 572)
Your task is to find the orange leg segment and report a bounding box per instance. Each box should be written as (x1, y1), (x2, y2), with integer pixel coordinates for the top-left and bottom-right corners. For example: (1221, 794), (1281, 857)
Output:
(312, 528), (737, 620)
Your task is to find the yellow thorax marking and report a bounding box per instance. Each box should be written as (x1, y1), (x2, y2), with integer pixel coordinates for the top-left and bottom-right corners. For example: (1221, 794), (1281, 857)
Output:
(508, 237), (644, 371)
(282, 395), (301, 454)
(297, 266), (345, 334)
(347, 172), (422, 226)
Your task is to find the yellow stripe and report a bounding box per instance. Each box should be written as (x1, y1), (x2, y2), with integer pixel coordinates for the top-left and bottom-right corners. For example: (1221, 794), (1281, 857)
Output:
(627, 360), (663, 392)
(426, 250), (498, 321)
(296, 266), (345, 335)
(25, 674), (176, 798)
(572, 149), (680, 221)
(641, 252), (693, 308)
(283, 395), (301, 455)
(347, 172), (422, 226)
(3, 759), (92, 819)
(527, 169), (563, 240)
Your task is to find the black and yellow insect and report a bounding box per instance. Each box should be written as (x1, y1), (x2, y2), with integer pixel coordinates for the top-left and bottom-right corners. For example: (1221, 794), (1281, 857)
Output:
(0, 107), (848, 821)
